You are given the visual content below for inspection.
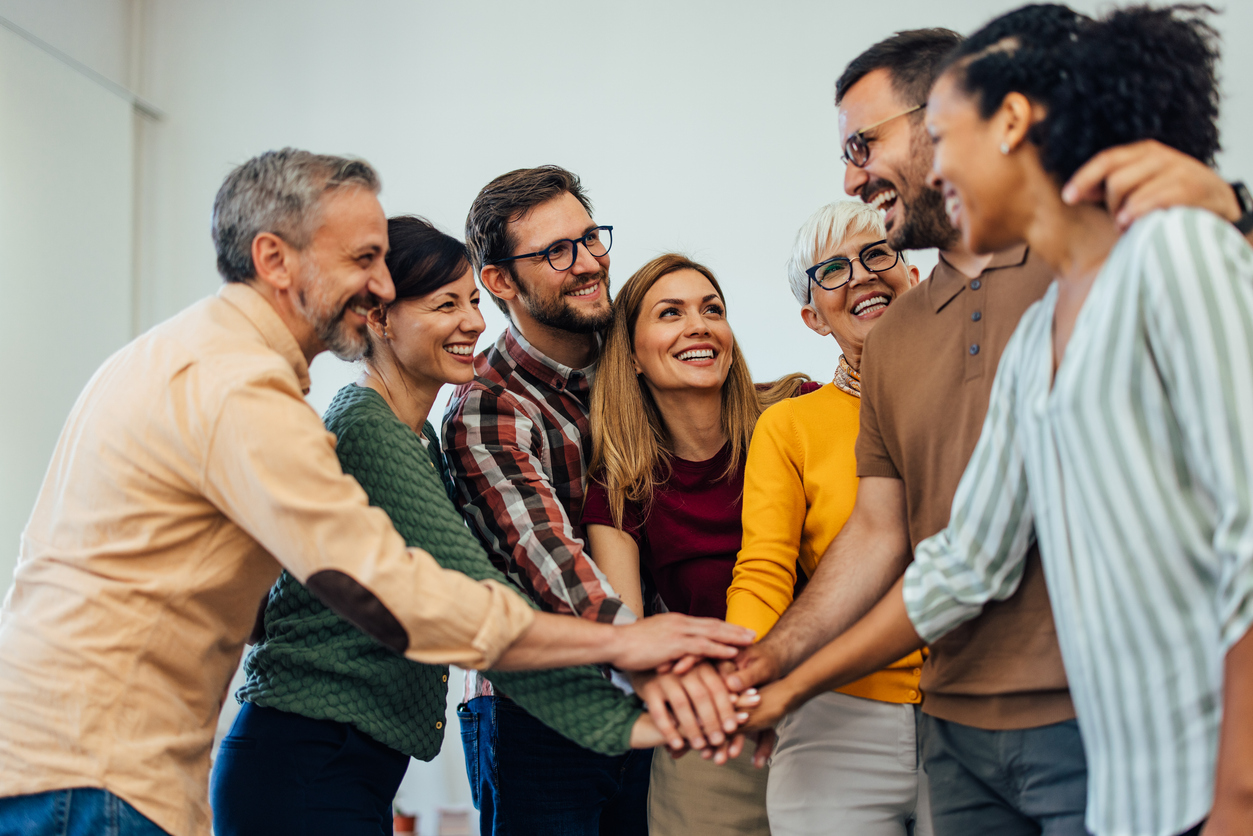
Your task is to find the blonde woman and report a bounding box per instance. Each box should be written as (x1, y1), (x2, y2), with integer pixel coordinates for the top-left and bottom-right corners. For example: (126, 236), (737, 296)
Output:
(581, 254), (809, 835)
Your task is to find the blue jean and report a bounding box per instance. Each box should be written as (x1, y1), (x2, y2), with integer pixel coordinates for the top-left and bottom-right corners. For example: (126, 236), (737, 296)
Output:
(920, 715), (1089, 836)
(458, 695), (651, 836)
(0, 788), (168, 836)
(210, 702), (410, 836)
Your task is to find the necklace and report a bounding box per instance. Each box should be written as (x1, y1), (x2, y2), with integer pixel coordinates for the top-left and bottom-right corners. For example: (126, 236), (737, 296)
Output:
(833, 355), (861, 398)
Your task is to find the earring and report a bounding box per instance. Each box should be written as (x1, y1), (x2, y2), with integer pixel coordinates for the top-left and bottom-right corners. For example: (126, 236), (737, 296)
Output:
(1000, 142), (1010, 155)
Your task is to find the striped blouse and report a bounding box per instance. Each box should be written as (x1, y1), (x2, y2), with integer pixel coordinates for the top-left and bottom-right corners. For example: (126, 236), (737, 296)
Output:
(903, 208), (1253, 836)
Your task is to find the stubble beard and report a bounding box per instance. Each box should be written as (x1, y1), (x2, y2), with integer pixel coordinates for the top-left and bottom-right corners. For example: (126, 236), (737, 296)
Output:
(295, 261), (376, 361)
(887, 130), (961, 253)
(515, 268), (615, 334)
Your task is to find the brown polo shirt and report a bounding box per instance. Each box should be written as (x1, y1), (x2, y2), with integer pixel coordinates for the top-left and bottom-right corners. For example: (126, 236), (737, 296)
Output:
(856, 246), (1075, 730)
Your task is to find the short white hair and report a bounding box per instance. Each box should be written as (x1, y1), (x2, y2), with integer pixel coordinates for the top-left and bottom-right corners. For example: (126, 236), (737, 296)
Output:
(785, 200), (907, 307)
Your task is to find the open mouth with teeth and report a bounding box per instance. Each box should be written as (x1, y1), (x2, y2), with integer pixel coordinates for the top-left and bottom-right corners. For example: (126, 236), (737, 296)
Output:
(444, 343), (475, 358)
(850, 293), (892, 319)
(675, 347), (717, 364)
(565, 281), (601, 299)
(867, 188), (898, 216)
(944, 190), (962, 230)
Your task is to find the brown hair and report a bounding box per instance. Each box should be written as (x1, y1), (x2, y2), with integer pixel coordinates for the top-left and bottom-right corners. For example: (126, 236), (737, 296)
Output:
(464, 165), (593, 315)
(589, 253), (808, 527)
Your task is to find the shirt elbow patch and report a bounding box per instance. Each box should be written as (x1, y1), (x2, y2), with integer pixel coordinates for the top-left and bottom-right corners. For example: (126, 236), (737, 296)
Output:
(306, 569), (409, 653)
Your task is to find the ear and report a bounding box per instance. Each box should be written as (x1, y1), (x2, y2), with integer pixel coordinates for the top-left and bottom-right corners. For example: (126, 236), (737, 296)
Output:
(906, 264), (921, 289)
(999, 91), (1038, 154)
(479, 264), (519, 304)
(366, 305), (388, 341)
(251, 232), (299, 291)
(800, 305), (832, 337)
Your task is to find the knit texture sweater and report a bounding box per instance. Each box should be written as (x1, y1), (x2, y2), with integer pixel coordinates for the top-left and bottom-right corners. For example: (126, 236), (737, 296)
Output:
(238, 384), (642, 759)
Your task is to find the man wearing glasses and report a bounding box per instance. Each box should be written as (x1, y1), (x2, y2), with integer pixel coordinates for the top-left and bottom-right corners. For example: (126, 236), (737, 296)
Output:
(723, 28), (1253, 836)
(446, 166), (731, 835)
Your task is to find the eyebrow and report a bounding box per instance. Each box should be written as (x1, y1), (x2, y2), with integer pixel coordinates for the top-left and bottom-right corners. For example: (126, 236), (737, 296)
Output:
(653, 294), (721, 307)
(532, 224), (598, 253)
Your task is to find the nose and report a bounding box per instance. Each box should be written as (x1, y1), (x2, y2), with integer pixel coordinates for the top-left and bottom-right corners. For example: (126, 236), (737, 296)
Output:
(686, 310), (713, 336)
(570, 239), (605, 276)
(843, 161), (869, 198)
(371, 259), (396, 304)
(463, 302), (487, 338)
(926, 166), (945, 193)
(846, 258), (876, 290)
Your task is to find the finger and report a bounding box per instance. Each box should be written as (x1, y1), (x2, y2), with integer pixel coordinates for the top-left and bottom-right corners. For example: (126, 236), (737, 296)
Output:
(693, 664), (739, 734)
(640, 681), (683, 751)
(753, 729), (778, 768)
(628, 713), (666, 749)
(668, 654), (701, 676)
(1062, 142), (1147, 205)
(732, 688), (760, 708)
(710, 737), (733, 766)
(683, 638), (744, 661)
(659, 675), (706, 750)
(1099, 155), (1168, 218)
(685, 617), (756, 645)
(727, 732), (746, 760)
(680, 668), (727, 746)
(1114, 182), (1178, 230)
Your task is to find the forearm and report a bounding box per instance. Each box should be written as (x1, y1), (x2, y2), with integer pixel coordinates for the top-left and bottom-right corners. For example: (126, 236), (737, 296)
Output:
(1210, 629), (1253, 823)
(492, 612), (621, 670)
(757, 511), (910, 677)
(775, 576), (924, 711)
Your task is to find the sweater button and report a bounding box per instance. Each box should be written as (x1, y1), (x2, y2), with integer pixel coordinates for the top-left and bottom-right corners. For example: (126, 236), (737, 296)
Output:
(913, 668), (922, 677)
(969, 344), (980, 356)
(435, 721), (443, 730)
(909, 690), (919, 700)
(442, 674), (448, 682)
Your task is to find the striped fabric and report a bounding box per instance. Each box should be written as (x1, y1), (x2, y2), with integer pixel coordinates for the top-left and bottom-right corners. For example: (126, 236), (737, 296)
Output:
(442, 326), (634, 625)
(904, 208), (1253, 836)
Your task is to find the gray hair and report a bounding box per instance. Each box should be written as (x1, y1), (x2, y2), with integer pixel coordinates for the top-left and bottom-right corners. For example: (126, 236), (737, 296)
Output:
(211, 148), (381, 283)
(785, 200), (908, 307)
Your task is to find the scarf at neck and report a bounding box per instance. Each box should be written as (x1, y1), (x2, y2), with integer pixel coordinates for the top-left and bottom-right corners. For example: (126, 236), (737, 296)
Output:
(833, 355), (860, 398)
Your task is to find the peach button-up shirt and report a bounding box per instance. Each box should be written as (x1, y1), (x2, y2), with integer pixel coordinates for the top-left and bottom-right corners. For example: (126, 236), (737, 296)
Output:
(0, 282), (535, 836)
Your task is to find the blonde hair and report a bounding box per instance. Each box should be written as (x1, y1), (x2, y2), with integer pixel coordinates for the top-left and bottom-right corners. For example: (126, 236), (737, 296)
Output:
(589, 253), (808, 528)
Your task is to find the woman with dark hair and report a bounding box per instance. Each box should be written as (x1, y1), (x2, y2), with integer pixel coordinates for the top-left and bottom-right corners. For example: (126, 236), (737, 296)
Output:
(740, 6), (1253, 836)
(210, 216), (667, 835)
(581, 254), (811, 835)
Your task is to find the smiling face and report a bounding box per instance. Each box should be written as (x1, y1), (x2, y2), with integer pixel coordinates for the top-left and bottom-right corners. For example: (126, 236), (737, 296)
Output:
(292, 186), (393, 361)
(839, 68), (959, 252)
(377, 267), (486, 389)
(631, 269), (734, 399)
(802, 231), (917, 365)
(505, 191), (613, 333)
(926, 72), (1032, 255)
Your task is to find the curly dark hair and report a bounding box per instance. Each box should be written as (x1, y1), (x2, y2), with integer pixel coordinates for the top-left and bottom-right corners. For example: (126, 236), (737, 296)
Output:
(942, 3), (1221, 184)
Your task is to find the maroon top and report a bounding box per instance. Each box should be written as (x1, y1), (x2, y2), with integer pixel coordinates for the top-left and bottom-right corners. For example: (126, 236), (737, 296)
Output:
(582, 445), (744, 619)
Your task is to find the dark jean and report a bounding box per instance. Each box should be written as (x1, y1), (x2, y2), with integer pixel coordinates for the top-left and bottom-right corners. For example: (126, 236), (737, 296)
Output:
(0, 788), (168, 836)
(210, 702), (410, 836)
(458, 695), (651, 836)
(921, 714), (1089, 836)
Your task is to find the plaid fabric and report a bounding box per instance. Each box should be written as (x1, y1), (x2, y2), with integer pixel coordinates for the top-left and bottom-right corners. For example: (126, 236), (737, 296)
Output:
(443, 326), (634, 627)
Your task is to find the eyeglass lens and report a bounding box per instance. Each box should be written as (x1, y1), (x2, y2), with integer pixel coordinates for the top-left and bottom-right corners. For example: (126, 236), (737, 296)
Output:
(815, 244), (898, 288)
(547, 227), (612, 271)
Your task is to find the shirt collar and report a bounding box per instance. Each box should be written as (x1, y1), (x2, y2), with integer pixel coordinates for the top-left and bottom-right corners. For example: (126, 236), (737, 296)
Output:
(218, 282), (312, 393)
(928, 244), (1030, 313)
(502, 324), (599, 393)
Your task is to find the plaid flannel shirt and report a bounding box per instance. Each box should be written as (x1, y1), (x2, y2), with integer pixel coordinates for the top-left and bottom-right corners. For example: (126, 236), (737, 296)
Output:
(443, 326), (635, 628)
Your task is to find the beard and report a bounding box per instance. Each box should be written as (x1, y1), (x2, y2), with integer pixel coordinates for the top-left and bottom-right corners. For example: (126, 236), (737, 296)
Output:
(863, 130), (961, 252)
(514, 268), (614, 334)
(294, 262), (380, 361)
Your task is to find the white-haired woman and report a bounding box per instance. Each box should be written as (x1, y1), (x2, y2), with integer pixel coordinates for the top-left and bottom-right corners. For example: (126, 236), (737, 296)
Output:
(725, 200), (930, 835)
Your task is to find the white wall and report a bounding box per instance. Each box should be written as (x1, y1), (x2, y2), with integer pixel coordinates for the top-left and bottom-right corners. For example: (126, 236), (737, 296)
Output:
(0, 17), (135, 600)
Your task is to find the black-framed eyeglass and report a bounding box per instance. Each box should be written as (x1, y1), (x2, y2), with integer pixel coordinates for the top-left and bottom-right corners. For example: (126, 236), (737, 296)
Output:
(805, 239), (900, 299)
(486, 226), (613, 272)
(841, 104), (924, 168)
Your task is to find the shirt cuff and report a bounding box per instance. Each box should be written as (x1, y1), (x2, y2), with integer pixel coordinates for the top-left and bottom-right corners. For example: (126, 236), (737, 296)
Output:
(468, 579), (537, 669)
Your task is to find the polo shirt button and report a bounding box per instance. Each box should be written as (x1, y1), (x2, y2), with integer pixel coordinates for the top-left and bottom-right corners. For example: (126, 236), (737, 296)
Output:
(971, 279), (982, 290)
(970, 344), (980, 356)
(971, 311), (982, 322)
(436, 721), (443, 729)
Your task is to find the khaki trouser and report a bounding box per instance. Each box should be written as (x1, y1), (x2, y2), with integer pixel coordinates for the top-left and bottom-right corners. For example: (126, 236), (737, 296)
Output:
(647, 744), (770, 835)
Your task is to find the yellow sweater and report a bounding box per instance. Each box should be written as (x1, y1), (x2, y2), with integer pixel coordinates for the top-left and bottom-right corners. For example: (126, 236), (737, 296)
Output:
(727, 382), (924, 704)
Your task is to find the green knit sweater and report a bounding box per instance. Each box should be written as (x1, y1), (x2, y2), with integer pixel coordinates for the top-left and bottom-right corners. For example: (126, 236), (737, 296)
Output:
(237, 384), (642, 759)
